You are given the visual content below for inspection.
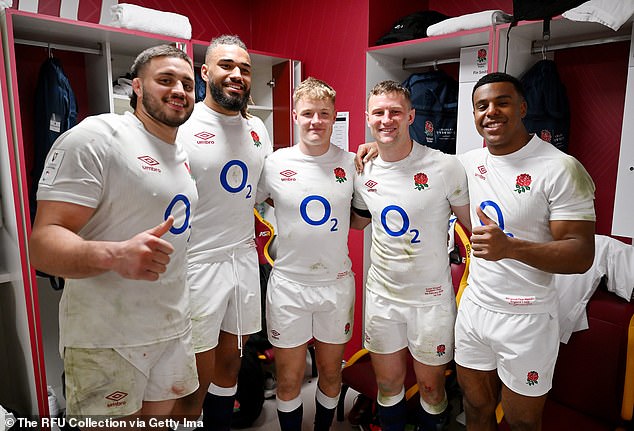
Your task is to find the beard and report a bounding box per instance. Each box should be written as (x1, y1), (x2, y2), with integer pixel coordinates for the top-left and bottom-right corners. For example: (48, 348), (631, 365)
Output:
(141, 90), (192, 127)
(209, 80), (250, 113)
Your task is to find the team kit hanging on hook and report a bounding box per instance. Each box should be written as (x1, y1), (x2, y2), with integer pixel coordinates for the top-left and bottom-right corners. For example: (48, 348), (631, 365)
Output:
(32, 50), (78, 290)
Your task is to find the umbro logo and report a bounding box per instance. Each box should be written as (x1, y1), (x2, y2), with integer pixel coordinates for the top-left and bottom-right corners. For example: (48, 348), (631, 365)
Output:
(138, 156), (158, 166)
(194, 131), (215, 144)
(365, 179), (377, 192)
(280, 170), (297, 181)
(105, 391), (128, 402)
(138, 156), (161, 173)
(105, 391), (128, 408)
(475, 165), (487, 180)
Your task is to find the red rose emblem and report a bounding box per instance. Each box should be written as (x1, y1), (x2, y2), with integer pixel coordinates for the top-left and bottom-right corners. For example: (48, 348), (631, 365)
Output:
(344, 323), (351, 335)
(334, 167), (347, 183)
(540, 129), (552, 143)
(526, 370), (539, 386)
(515, 173), (532, 193)
(414, 172), (429, 190)
(251, 130), (262, 147)
(436, 344), (446, 357)
(425, 120), (434, 136)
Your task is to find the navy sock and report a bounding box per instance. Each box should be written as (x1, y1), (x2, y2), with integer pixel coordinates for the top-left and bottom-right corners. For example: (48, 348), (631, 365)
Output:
(202, 392), (234, 431)
(314, 399), (336, 431)
(277, 404), (303, 431)
(418, 405), (449, 431)
(378, 398), (407, 431)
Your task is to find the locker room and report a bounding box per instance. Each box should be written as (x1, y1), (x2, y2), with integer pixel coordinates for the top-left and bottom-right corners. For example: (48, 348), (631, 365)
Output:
(0, 0), (633, 430)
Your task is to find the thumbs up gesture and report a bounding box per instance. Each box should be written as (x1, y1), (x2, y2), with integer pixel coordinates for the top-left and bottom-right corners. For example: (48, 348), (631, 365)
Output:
(111, 216), (176, 280)
(471, 207), (509, 261)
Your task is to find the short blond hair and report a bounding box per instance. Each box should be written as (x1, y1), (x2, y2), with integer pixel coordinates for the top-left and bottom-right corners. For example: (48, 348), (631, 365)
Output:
(293, 77), (336, 106)
(368, 80), (412, 109)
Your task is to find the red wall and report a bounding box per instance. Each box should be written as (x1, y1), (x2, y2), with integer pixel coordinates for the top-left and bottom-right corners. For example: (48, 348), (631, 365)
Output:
(556, 42), (630, 243)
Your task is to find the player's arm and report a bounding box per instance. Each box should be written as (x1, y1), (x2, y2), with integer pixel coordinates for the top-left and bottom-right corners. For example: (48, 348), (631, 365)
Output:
(451, 203), (472, 234)
(471, 206), (595, 274)
(350, 206), (371, 230)
(29, 200), (175, 281)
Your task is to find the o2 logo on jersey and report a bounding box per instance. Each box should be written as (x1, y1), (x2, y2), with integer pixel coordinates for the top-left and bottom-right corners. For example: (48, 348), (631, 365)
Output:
(380, 205), (420, 243)
(164, 194), (192, 235)
(300, 195), (338, 232)
(479, 200), (514, 237)
(220, 159), (252, 199)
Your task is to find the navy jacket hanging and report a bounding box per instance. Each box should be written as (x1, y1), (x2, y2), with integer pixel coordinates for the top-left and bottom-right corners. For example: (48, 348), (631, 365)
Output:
(31, 56), (77, 290)
(402, 70), (459, 154)
(31, 57), (78, 222)
(520, 59), (570, 152)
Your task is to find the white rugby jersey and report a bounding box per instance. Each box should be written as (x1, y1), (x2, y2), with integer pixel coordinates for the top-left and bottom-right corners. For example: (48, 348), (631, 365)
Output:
(37, 112), (198, 349)
(459, 134), (596, 314)
(178, 102), (272, 262)
(353, 142), (469, 305)
(257, 144), (355, 284)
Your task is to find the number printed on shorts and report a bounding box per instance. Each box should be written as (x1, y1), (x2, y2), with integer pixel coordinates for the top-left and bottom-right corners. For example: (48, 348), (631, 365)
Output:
(479, 200), (514, 237)
(300, 195), (338, 231)
(380, 205), (420, 243)
(165, 194), (192, 235)
(220, 159), (252, 199)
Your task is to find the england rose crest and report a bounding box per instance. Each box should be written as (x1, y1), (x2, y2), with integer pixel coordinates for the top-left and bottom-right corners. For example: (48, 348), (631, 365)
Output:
(334, 167), (347, 183)
(436, 344), (446, 357)
(477, 48), (487, 65)
(515, 173), (531, 193)
(526, 370), (539, 386)
(414, 172), (429, 190)
(251, 130), (262, 147)
(425, 120), (434, 139)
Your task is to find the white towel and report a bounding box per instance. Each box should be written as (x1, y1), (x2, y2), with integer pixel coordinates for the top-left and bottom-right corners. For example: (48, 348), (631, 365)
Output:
(0, 0), (13, 10)
(110, 4), (192, 40)
(563, 0), (634, 31)
(427, 10), (512, 37)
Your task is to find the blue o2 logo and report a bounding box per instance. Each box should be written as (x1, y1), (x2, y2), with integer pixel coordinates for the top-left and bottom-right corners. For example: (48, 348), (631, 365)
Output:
(380, 205), (420, 243)
(164, 194), (191, 235)
(300, 195), (338, 231)
(220, 160), (252, 199)
(479, 200), (514, 237)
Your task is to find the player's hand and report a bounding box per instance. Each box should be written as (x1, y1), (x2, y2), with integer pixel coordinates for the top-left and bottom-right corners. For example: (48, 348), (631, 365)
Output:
(470, 207), (510, 261)
(111, 216), (175, 280)
(354, 141), (379, 173)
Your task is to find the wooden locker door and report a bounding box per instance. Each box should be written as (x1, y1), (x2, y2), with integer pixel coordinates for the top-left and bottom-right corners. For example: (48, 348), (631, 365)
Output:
(272, 60), (293, 150)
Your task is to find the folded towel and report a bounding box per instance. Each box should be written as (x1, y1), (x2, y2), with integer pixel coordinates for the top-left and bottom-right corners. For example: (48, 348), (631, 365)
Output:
(110, 4), (192, 40)
(427, 10), (512, 37)
(563, 0), (634, 31)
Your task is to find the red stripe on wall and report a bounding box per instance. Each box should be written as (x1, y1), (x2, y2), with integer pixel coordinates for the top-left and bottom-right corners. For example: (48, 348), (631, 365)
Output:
(37, 0), (61, 16)
(77, 0), (103, 23)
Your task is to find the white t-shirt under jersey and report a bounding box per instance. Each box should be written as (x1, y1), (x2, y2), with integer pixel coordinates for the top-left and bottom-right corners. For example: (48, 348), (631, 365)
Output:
(178, 102), (272, 262)
(353, 142), (469, 306)
(37, 112), (198, 349)
(459, 134), (596, 314)
(257, 144), (355, 285)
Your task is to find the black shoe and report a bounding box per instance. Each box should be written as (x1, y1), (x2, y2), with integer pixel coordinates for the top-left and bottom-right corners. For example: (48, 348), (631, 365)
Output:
(348, 394), (374, 426)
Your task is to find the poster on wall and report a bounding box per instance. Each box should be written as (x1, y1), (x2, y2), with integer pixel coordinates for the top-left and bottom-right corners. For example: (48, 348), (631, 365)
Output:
(456, 45), (488, 154)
